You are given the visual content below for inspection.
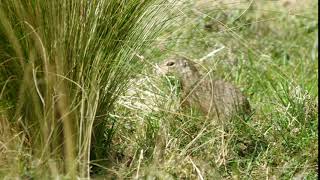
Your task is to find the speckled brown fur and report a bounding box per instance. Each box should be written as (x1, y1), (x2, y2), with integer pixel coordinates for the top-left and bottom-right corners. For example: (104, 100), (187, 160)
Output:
(156, 57), (251, 120)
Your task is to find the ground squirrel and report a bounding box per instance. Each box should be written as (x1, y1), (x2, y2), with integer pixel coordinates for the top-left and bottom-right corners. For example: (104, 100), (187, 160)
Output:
(156, 56), (251, 120)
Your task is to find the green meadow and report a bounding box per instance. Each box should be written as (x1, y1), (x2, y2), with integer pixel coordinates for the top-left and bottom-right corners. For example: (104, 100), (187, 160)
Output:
(0, 0), (318, 179)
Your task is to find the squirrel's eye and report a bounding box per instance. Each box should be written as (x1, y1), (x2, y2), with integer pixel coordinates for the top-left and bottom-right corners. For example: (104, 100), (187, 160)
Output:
(166, 61), (175, 66)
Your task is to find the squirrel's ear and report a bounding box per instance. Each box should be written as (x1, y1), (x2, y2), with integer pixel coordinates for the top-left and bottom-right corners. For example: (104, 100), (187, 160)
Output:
(183, 62), (187, 67)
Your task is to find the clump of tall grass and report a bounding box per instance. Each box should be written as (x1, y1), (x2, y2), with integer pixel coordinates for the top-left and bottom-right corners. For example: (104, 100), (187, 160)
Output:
(0, 0), (170, 178)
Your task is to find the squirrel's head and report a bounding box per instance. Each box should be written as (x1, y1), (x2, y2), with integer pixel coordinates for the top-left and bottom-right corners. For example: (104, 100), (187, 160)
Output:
(156, 57), (199, 79)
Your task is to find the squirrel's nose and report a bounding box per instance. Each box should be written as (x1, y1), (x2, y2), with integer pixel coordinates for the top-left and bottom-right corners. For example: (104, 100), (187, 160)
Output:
(153, 64), (163, 75)
(154, 64), (166, 75)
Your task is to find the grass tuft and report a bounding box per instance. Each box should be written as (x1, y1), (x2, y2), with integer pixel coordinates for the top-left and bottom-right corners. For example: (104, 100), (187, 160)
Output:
(0, 0), (170, 178)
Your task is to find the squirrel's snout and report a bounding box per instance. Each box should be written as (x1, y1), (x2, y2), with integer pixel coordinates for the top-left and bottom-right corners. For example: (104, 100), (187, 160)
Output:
(154, 64), (169, 76)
